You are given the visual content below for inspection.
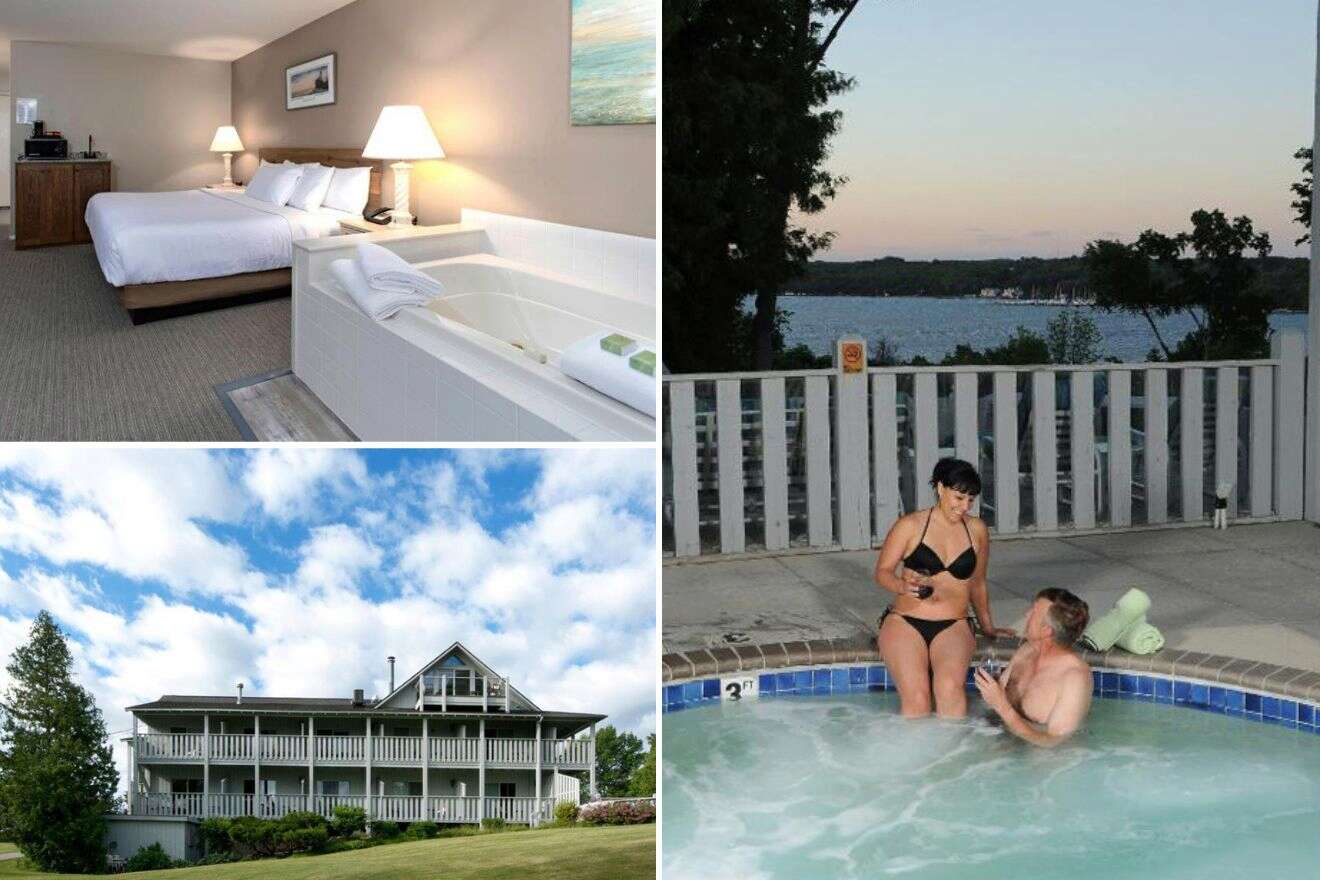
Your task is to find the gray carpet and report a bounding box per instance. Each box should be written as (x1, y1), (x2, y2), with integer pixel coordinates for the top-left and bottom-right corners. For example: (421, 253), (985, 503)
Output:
(0, 223), (292, 440)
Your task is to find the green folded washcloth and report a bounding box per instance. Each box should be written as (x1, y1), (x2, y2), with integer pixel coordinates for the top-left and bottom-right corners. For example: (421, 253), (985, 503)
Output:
(629, 350), (655, 376)
(1114, 614), (1165, 655)
(1081, 588), (1151, 651)
(600, 333), (636, 356)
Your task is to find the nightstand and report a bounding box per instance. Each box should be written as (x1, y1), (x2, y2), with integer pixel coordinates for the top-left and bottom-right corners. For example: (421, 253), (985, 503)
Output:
(337, 215), (386, 234)
(337, 216), (435, 236)
(204, 183), (244, 192)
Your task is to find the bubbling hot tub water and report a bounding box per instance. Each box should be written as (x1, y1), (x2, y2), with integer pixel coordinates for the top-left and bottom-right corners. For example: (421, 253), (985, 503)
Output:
(663, 692), (1320, 880)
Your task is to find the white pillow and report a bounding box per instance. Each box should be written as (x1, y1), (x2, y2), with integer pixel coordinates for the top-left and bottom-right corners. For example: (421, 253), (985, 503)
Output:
(322, 166), (372, 214)
(245, 163), (304, 206)
(287, 163), (336, 211)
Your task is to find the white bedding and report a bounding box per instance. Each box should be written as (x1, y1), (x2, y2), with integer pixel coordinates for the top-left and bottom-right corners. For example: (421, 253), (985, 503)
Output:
(85, 188), (354, 287)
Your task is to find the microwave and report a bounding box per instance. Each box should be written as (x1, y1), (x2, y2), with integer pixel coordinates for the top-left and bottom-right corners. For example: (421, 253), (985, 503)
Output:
(24, 137), (68, 159)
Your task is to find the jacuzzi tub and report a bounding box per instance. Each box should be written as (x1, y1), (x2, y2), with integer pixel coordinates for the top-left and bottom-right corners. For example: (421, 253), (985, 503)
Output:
(662, 644), (1320, 879)
(292, 228), (655, 441)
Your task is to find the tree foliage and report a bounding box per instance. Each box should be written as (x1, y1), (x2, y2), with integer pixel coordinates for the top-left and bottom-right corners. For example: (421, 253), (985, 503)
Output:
(1084, 209), (1273, 361)
(627, 734), (656, 796)
(664, 0), (860, 372)
(1045, 310), (1104, 364)
(0, 611), (118, 874)
(592, 726), (645, 797)
(1293, 146), (1311, 246)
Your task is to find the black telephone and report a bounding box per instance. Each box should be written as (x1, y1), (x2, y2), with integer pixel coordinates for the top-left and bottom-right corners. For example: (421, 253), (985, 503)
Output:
(364, 207), (392, 225)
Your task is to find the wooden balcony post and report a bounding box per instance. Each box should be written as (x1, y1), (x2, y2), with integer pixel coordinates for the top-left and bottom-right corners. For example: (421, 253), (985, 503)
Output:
(365, 716), (373, 821)
(833, 339), (871, 550)
(307, 716), (315, 813)
(534, 718), (542, 827)
(1273, 329), (1306, 520)
(130, 715), (138, 814)
(588, 723), (597, 800)
(478, 718), (486, 823)
(203, 714), (210, 818)
(422, 716), (429, 812)
(253, 715), (261, 817)
(504, 677), (509, 713)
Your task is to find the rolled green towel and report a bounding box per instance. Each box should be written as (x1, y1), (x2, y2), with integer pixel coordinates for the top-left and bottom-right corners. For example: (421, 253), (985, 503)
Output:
(1114, 615), (1165, 655)
(1080, 588), (1151, 651)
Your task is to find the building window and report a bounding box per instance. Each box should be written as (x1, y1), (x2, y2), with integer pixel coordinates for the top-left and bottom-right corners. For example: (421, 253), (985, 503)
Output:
(318, 780), (349, 796)
(484, 782), (516, 798)
(170, 779), (203, 793)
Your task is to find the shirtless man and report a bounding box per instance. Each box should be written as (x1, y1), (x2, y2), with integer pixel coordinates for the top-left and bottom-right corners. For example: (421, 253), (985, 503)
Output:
(973, 588), (1091, 748)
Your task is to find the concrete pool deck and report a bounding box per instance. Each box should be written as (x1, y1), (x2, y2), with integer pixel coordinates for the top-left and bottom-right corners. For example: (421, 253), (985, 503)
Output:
(663, 520), (1320, 675)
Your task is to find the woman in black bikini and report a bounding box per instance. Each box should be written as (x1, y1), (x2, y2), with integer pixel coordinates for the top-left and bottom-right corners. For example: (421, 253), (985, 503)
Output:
(874, 458), (1015, 718)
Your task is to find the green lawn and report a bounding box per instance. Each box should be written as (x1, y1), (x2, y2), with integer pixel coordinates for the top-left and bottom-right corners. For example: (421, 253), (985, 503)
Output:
(0, 825), (653, 879)
(0, 844), (14, 854)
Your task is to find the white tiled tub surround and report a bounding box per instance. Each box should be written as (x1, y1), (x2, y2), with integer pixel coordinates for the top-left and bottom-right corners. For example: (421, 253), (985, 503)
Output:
(461, 209), (656, 308)
(291, 222), (656, 441)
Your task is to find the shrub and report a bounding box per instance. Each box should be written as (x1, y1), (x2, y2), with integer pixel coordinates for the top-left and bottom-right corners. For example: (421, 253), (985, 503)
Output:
(123, 842), (174, 872)
(554, 800), (579, 825)
(480, 817), (507, 832)
(193, 851), (242, 866)
(279, 826), (328, 853)
(330, 805), (367, 837)
(407, 820), (439, 839)
(227, 816), (277, 857)
(199, 817), (233, 854)
(578, 800), (656, 825)
(278, 811), (327, 832)
(368, 820), (400, 838)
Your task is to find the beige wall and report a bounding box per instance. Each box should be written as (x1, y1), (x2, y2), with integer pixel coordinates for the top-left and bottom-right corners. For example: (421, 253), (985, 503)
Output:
(9, 42), (232, 203)
(231, 0), (654, 237)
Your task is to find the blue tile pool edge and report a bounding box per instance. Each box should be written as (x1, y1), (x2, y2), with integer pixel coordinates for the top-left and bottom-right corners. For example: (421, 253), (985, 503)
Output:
(662, 663), (1320, 734)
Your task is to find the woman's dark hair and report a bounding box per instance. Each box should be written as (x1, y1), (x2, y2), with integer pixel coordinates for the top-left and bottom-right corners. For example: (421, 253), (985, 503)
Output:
(929, 458), (981, 497)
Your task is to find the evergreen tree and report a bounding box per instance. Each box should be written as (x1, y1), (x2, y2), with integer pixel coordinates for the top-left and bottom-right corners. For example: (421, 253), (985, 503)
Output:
(592, 726), (644, 797)
(0, 611), (118, 873)
(627, 733), (656, 796)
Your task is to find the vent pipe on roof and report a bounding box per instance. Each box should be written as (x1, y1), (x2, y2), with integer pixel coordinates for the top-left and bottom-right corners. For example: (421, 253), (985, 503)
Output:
(236, 683), (244, 705)
(388, 656), (396, 692)
(353, 688), (364, 707)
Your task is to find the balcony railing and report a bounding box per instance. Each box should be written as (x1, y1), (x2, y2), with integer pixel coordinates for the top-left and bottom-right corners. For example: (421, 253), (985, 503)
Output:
(662, 329), (1308, 557)
(131, 793), (559, 824)
(134, 735), (591, 767)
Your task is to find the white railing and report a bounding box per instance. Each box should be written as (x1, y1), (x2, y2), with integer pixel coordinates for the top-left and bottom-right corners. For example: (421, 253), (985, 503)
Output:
(485, 738), (537, 764)
(210, 794), (253, 817)
(484, 796), (554, 825)
(134, 793), (203, 815)
(428, 796), (481, 823)
(374, 795), (424, 821)
(210, 733), (253, 761)
(542, 738), (591, 766)
(430, 737), (479, 764)
(257, 794), (309, 818)
(135, 733), (203, 760)
(662, 330), (1308, 557)
(315, 735), (366, 762)
(260, 735), (306, 762)
(373, 735), (423, 764)
(315, 794), (368, 816)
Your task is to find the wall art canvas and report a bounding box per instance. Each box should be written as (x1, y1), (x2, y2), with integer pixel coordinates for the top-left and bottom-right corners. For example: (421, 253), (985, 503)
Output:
(570, 0), (656, 125)
(286, 53), (336, 111)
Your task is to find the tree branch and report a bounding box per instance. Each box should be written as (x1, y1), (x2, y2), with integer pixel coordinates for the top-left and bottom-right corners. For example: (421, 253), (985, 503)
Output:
(1141, 307), (1172, 359)
(814, 0), (864, 67)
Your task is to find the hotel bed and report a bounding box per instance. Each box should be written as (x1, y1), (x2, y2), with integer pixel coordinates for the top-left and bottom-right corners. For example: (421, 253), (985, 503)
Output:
(84, 148), (383, 319)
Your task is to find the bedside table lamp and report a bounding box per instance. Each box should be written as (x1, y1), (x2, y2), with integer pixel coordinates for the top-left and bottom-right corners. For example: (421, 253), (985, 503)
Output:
(362, 105), (444, 226)
(209, 126), (244, 186)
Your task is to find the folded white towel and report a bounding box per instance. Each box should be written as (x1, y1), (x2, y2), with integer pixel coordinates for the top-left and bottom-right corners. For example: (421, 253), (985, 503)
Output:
(356, 241), (445, 297)
(329, 258), (430, 321)
(560, 331), (656, 417)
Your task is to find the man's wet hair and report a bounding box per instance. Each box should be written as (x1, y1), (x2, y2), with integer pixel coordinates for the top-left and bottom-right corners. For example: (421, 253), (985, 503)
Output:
(1036, 588), (1089, 647)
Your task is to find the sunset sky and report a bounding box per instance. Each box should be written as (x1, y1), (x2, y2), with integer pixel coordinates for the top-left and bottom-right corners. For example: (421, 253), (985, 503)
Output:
(807, 0), (1316, 260)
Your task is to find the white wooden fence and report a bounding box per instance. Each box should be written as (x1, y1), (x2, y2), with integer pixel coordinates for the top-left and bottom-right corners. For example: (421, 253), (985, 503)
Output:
(663, 330), (1307, 557)
(132, 794), (556, 824)
(136, 734), (588, 767)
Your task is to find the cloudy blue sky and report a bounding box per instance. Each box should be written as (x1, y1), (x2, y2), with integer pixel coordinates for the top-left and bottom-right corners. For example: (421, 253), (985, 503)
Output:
(809, 0), (1316, 260)
(0, 448), (656, 798)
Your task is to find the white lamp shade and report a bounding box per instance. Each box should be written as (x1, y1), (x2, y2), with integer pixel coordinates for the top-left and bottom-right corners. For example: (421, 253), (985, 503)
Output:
(209, 126), (244, 152)
(362, 105), (445, 160)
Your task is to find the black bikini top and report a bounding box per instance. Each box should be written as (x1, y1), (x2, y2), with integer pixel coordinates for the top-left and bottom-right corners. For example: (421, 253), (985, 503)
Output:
(903, 508), (976, 580)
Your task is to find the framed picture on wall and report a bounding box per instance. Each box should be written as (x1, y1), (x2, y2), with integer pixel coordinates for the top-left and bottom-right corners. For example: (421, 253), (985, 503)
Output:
(286, 53), (336, 111)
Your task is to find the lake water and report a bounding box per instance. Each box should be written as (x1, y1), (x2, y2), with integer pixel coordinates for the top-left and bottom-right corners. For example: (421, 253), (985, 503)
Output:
(757, 295), (1309, 363)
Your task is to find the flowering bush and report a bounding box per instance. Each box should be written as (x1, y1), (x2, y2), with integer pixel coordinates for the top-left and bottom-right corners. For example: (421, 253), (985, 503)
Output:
(578, 800), (655, 825)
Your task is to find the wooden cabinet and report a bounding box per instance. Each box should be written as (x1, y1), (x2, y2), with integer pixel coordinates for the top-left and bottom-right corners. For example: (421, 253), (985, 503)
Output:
(15, 161), (111, 249)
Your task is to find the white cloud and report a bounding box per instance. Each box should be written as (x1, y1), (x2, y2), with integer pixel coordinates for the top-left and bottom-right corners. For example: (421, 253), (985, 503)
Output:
(242, 448), (368, 521)
(532, 448), (655, 510)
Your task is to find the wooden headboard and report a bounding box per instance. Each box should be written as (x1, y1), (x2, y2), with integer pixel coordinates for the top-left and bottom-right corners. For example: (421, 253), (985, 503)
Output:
(257, 147), (385, 212)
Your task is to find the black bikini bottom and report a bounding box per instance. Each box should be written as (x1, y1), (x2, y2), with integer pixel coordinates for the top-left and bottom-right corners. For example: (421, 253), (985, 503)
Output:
(879, 607), (973, 648)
